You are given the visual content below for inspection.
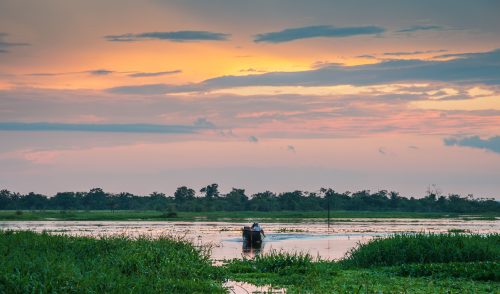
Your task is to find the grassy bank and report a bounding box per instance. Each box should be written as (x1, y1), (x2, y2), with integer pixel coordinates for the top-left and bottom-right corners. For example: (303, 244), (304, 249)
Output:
(1, 209), (497, 221)
(224, 233), (500, 293)
(0, 231), (225, 293)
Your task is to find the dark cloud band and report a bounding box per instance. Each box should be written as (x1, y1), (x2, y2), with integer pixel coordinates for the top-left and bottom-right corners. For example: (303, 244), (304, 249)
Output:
(397, 25), (442, 33)
(0, 122), (212, 134)
(0, 33), (29, 53)
(128, 70), (182, 78)
(383, 49), (448, 56)
(254, 25), (385, 43)
(105, 31), (229, 42)
(444, 136), (500, 154)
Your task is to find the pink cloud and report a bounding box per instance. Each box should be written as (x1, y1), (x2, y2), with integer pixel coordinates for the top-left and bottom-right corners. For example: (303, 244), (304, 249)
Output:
(22, 150), (60, 164)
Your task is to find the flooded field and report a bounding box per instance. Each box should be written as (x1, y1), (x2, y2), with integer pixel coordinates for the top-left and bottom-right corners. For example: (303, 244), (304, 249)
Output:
(1, 218), (498, 261)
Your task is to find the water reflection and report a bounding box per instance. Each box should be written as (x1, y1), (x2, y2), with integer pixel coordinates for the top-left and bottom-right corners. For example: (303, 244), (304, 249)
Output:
(242, 241), (264, 258)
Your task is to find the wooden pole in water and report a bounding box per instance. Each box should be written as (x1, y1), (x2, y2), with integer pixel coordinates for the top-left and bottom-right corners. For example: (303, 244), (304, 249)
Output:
(327, 196), (330, 231)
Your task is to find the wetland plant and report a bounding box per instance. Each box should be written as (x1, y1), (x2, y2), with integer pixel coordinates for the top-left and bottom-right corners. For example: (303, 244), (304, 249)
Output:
(341, 233), (500, 268)
(0, 230), (225, 293)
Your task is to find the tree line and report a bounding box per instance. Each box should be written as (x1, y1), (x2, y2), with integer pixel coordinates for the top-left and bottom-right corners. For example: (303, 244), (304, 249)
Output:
(0, 184), (498, 213)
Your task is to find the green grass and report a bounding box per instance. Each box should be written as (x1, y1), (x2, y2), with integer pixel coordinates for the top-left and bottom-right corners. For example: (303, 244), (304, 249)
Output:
(224, 233), (500, 293)
(0, 231), (225, 293)
(225, 250), (316, 275)
(342, 233), (500, 268)
(1, 230), (499, 293)
(227, 265), (499, 293)
(1, 209), (496, 221)
(395, 262), (500, 282)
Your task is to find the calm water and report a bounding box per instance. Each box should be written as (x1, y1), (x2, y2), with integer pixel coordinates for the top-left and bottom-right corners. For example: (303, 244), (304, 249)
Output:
(1, 218), (498, 261)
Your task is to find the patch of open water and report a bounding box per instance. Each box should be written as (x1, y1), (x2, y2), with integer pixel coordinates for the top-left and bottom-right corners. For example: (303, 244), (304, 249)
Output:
(0, 218), (497, 261)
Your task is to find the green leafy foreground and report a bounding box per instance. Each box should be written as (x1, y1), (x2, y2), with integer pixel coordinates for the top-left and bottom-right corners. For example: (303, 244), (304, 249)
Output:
(224, 233), (500, 293)
(0, 231), (499, 293)
(0, 231), (225, 293)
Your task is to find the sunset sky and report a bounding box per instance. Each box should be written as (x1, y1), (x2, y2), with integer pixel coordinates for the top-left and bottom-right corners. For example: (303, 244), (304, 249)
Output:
(1, 0), (499, 198)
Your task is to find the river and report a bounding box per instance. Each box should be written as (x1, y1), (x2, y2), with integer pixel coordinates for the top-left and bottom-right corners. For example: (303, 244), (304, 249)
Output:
(1, 218), (497, 262)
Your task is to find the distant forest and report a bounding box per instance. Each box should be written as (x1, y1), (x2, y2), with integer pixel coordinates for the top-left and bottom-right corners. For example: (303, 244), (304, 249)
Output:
(1, 184), (498, 213)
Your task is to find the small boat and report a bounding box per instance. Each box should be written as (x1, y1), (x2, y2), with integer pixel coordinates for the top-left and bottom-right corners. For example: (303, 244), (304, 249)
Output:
(242, 226), (262, 246)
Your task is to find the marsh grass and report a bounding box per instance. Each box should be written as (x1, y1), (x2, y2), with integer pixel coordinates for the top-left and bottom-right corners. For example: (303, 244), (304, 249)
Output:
(341, 233), (499, 268)
(0, 231), (225, 293)
(224, 251), (339, 292)
(395, 261), (499, 281)
(224, 233), (500, 293)
(226, 250), (315, 274)
(2, 230), (498, 293)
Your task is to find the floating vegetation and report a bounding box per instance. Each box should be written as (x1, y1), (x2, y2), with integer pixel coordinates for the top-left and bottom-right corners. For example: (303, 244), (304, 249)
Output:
(0, 230), (225, 293)
(341, 233), (500, 268)
(224, 233), (500, 293)
(276, 228), (307, 233)
(395, 261), (499, 282)
(448, 228), (471, 233)
(462, 216), (497, 221)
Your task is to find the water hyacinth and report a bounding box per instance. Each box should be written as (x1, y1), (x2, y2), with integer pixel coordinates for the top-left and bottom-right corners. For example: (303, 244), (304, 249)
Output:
(341, 233), (500, 268)
(0, 231), (226, 293)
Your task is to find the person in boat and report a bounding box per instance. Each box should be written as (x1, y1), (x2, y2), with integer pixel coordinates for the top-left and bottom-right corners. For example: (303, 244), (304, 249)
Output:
(251, 222), (266, 238)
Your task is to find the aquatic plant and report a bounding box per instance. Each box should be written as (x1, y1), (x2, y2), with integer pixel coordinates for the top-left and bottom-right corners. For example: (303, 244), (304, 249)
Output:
(447, 228), (471, 233)
(395, 261), (500, 281)
(341, 233), (500, 268)
(224, 236), (500, 293)
(276, 227), (306, 233)
(227, 250), (314, 274)
(224, 251), (338, 292)
(0, 230), (225, 293)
